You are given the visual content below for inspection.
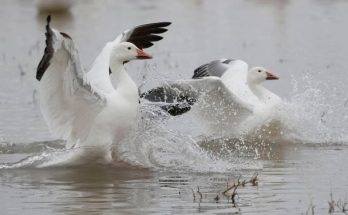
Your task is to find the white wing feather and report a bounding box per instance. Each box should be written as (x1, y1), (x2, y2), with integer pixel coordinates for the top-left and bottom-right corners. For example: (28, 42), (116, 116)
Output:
(163, 78), (253, 134)
(38, 28), (107, 148)
(220, 59), (258, 106)
(87, 35), (122, 93)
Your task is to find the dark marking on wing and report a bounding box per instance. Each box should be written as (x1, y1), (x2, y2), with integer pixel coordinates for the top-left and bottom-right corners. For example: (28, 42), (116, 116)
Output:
(36, 15), (54, 81)
(124, 22), (171, 49)
(140, 85), (197, 116)
(141, 86), (195, 104)
(192, 63), (210, 79)
(192, 59), (234, 79)
(222, 59), (235, 64)
(109, 67), (112, 75)
(159, 103), (192, 116)
(60, 32), (72, 40)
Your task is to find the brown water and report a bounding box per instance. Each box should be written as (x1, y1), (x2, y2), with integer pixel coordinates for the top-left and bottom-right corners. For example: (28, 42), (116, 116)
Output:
(1, 0), (348, 214)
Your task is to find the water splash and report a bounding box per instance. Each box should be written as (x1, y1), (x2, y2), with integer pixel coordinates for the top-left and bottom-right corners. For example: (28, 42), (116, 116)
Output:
(197, 72), (348, 145)
(116, 104), (261, 172)
(1, 73), (346, 171)
(0, 104), (261, 172)
(272, 73), (348, 144)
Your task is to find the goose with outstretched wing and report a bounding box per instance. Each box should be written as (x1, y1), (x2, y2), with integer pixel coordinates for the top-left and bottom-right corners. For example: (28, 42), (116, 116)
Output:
(37, 16), (170, 163)
(141, 59), (281, 135)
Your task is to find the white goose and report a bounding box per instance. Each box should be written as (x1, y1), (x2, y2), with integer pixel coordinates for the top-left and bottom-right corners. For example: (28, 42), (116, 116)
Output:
(37, 16), (170, 163)
(142, 59), (281, 136)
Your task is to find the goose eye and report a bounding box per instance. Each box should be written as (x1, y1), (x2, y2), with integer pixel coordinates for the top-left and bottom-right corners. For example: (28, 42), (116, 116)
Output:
(128, 47), (131, 50)
(258, 70), (261, 73)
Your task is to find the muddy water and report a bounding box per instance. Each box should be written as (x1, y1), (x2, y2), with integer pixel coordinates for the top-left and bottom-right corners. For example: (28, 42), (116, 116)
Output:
(1, 0), (348, 214)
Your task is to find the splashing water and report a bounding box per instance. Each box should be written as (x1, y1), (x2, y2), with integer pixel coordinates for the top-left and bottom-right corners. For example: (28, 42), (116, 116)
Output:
(1, 73), (346, 171)
(113, 104), (261, 172)
(197, 72), (348, 145)
(0, 104), (261, 172)
(267, 73), (348, 144)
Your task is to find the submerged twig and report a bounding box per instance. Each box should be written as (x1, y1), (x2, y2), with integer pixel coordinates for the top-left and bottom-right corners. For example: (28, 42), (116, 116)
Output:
(221, 173), (259, 206)
(305, 201), (315, 215)
(214, 194), (220, 203)
(223, 172), (258, 196)
(250, 172), (258, 186)
(328, 192), (348, 214)
(191, 188), (196, 201)
(328, 192), (335, 213)
(231, 183), (240, 205)
(197, 186), (203, 200)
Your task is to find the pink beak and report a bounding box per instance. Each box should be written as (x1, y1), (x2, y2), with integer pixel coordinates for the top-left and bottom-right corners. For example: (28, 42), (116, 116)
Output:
(136, 49), (152, 59)
(266, 71), (279, 80)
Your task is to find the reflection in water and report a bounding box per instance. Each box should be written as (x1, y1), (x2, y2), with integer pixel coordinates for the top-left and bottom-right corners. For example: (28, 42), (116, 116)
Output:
(51, 168), (154, 214)
(1, 144), (347, 214)
(0, 167), (154, 214)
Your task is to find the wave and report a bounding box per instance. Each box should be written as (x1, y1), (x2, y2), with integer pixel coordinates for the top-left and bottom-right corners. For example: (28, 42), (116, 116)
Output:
(0, 140), (64, 154)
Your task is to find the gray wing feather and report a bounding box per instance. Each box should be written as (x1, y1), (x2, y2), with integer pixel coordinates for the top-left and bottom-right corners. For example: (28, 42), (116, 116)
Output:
(192, 59), (235, 79)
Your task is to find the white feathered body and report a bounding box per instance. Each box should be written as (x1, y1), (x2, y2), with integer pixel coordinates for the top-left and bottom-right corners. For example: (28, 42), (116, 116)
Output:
(38, 29), (140, 163)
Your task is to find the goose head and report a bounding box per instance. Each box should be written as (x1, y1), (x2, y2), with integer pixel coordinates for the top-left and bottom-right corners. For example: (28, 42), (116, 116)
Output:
(247, 67), (279, 85)
(110, 42), (152, 64)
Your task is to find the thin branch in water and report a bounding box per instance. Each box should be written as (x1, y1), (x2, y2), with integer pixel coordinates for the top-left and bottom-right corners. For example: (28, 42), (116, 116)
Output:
(328, 191), (335, 213)
(214, 194), (220, 203)
(231, 183), (240, 205)
(197, 186), (203, 200)
(191, 188), (196, 201)
(305, 201), (315, 215)
(249, 172), (258, 186)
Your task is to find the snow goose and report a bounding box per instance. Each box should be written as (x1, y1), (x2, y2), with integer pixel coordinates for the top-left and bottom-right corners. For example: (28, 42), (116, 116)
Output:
(141, 59), (281, 135)
(37, 16), (170, 163)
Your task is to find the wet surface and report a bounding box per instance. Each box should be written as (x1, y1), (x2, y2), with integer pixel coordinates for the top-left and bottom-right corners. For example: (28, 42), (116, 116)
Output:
(0, 144), (347, 214)
(1, 0), (348, 214)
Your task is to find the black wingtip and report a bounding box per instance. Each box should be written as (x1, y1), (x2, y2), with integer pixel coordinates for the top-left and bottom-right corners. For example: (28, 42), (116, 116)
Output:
(156, 22), (171, 27)
(192, 63), (209, 79)
(126, 21), (171, 50)
(46, 15), (52, 34)
(47, 15), (51, 23)
(36, 15), (54, 81)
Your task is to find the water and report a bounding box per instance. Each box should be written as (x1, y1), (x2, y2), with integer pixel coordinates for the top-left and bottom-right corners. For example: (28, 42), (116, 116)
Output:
(1, 0), (348, 214)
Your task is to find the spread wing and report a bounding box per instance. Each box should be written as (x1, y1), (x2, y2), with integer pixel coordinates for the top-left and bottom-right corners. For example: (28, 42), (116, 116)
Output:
(87, 22), (171, 92)
(141, 77), (252, 122)
(37, 16), (107, 148)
